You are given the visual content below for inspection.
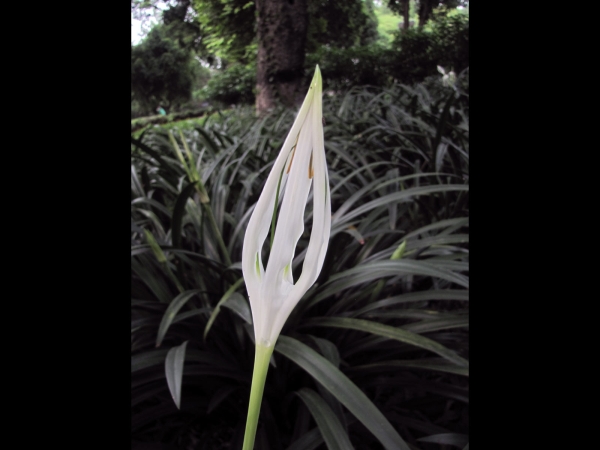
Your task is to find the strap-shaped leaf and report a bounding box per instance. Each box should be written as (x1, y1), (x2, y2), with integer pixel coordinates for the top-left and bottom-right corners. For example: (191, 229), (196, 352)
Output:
(349, 289), (469, 317)
(275, 335), (410, 450)
(309, 336), (340, 368)
(334, 184), (469, 226)
(165, 340), (188, 409)
(171, 182), (198, 248)
(207, 386), (239, 413)
(310, 259), (469, 308)
(402, 315), (469, 334)
(308, 336), (346, 427)
(417, 433), (469, 448)
(304, 317), (468, 367)
(156, 290), (203, 347)
(203, 278), (244, 340)
(295, 388), (353, 450)
(221, 292), (253, 324)
(351, 359), (469, 377)
(285, 427), (324, 450)
(132, 348), (228, 373)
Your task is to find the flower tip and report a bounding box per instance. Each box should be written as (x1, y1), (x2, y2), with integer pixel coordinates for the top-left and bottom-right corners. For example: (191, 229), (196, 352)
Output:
(312, 65), (322, 90)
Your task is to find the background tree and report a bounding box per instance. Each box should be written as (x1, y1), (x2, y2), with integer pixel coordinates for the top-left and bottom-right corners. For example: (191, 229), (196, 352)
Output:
(132, 0), (215, 116)
(161, 0), (201, 50)
(192, 0), (256, 65)
(254, 0), (308, 113)
(188, 0), (379, 112)
(387, 0), (467, 29)
(131, 25), (195, 115)
(401, 0), (410, 31)
(306, 0), (379, 52)
(132, 0), (466, 114)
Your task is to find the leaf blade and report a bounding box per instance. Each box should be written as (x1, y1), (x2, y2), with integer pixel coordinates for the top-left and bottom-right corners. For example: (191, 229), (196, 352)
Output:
(275, 335), (410, 450)
(165, 340), (188, 409)
(304, 317), (468, 367)
(295, 388), (354, 450)
(156, 290), (203, 347)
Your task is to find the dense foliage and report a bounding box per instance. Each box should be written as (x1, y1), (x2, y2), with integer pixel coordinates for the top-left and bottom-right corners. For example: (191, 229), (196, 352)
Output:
(305, 0), (379, 52)
(188, 0), (380, 63)
(200, 63), (256, 105)
(203, 11), (469, 105)
(389, 10), (469, 83)
(131, 1), (468, 115)
(131, 25), (198, 116)
(387, 0), (468, 28)
(131, 76), (469, 449)
(313, 9), (469, 88)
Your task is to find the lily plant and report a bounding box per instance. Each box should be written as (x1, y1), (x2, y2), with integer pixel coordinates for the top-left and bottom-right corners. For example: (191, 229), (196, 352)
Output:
(437, 65), (457, 89)
(241, 65), (331, 449)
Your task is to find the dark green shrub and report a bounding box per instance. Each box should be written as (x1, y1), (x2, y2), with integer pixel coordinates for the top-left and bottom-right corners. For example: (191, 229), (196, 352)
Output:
(306, 44), (392, 91)
(131, 26), (196, 115)
(429, 12), (469, 73)
(389, 12), (469, 84)
(201, 64), (256, 105)
(306, 12), (468, 90)
(131, 82), (469, 449)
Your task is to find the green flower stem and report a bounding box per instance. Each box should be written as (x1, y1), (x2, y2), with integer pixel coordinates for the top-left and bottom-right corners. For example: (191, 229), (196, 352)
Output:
(242, 343), (274, 450)
(167, 129), (232, 267)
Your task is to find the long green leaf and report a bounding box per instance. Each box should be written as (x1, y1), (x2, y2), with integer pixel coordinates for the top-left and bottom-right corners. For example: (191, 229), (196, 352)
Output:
(131, 136), (176, 176)
(304, 317), (468, 367)
(417, 433), (469, 448)
(295, 388), (354, 450)
(310, 260), (469, 308)
(275, 335), (410, 450)
(285, 428), (324, 450)
(334, 184), (468, 227)
(156, 290), (203, 347)
(171, 182), (198, 248)
(165, 340), (188, 409)
(221, 292), (253, 324)
(350, 289), (468, 316)
(132, 348), (168, 373)
(350, 359), (469, 377)
(132, 348), (230, 373)
(402, 315), (469, 334)
(203, 278), (244, 340)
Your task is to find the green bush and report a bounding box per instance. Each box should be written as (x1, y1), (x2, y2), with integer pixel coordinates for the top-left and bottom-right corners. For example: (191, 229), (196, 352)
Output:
(307, 12), (469, 89)
(201, 63), (256, 105)
(429, 11), (469, 73)
(389, 12), (469, 84)
(131, 26), (196, 116)
(306, 44), (392, 91)
(131, 82), (469, 449)
(194, 13), (468, 107)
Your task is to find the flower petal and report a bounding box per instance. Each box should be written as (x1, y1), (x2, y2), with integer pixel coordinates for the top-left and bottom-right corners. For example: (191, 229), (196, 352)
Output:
(242, 65), (330, 346)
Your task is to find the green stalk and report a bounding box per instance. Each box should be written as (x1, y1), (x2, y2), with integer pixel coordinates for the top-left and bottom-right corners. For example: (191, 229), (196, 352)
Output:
(242, 344), (274, 450)
(168, 130), (232, 266)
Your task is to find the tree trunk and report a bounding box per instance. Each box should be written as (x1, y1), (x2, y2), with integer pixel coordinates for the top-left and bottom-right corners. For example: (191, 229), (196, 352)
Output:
(402, 0), (410, 31)
(418, 0), (433, 29)
(255, 0), (308, 115)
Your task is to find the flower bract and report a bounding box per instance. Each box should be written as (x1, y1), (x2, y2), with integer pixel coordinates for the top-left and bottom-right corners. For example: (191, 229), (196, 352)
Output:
(242, 65), (331, 347)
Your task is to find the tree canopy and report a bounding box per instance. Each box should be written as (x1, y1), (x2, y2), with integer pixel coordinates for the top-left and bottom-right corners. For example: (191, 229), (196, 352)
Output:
(131, 0), (468, 114)
(187, 0), (380, 65)
(387, 0), (468, 28)
(131, 25), (196, 115)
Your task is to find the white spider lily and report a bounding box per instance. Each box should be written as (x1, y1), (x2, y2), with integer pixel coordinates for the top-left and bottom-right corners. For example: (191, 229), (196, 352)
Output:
(437, 65), (457, 88)
(242, 65), (331, 348)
